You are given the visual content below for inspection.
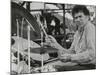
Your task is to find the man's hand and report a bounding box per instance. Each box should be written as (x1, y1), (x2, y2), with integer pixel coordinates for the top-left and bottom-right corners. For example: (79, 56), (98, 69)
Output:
(45, 35), (73, 62)
(45, 35), (59, 48)
(59, 54), (71, 62)
(46, 35), (57, 43)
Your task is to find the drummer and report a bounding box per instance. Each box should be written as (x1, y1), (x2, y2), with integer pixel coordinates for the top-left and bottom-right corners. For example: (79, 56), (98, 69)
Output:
(46, 5), (96, 69)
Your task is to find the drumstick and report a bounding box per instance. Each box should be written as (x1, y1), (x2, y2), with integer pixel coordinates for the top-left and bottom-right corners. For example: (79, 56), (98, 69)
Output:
(38, 20), (48, 38)
(44, 58), (59, 63)
(25, 18), (35, 32)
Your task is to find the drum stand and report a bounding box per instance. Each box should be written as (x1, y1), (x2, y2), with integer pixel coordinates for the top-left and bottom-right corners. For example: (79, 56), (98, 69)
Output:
(16, 18), (33, 73)
(16, 15), (48, 73)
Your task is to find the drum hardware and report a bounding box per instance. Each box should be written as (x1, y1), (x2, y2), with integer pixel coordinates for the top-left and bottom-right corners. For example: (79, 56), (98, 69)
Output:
(16, 19), (20, 73)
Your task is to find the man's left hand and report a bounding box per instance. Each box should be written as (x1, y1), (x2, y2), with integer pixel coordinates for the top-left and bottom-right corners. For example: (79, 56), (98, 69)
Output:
(59, 54), (71, 62)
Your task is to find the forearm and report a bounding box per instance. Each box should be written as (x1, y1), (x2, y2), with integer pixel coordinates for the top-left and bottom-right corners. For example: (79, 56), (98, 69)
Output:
(56, 45), (75, 58)
(70, 50), (93, 63)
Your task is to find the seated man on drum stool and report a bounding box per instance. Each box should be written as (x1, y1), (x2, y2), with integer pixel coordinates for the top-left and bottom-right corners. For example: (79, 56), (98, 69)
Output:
(46, 5), (96, 70)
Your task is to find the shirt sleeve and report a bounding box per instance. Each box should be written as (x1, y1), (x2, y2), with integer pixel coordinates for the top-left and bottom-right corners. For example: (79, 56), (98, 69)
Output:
(70, 24), (96, 64)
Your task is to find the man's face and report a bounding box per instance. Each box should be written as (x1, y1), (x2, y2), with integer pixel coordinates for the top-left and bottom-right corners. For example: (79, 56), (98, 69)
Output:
(73, 12), (89, 27)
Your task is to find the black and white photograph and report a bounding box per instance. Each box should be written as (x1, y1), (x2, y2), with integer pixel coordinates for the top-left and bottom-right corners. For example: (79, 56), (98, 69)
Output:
(11, 0), (96, 74)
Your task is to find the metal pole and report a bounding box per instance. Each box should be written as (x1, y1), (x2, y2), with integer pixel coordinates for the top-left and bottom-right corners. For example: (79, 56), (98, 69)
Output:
(41, 30), (44, 72)
(16, 19), (20, 73)
(27, 25), (31, 73)
(21, 18), (24, 61)
(41, 54), (44, 72)
(62, 4), (66, 48)
(26, 2), (31, 12)
(21, 18), (24, 38)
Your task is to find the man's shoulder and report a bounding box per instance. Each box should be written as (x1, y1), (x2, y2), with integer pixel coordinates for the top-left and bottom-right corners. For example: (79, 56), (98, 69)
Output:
(85, 21), (95, 39)
(85, 21), (95, 32)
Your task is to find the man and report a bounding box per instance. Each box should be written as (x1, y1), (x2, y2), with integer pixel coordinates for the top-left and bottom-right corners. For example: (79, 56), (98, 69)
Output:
(46, 5), (96, 70)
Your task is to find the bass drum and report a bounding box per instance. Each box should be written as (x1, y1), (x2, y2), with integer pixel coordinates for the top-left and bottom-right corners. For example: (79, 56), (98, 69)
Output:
(11, 2), (41, 41)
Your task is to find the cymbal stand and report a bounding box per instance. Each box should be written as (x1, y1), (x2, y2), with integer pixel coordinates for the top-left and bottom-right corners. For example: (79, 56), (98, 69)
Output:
(21, 18), (24, 61)
(37, 17), (48, 72)
(16, 19), (20, 74)
(41, 30), (44, 72)
(27, 23), (31, 73)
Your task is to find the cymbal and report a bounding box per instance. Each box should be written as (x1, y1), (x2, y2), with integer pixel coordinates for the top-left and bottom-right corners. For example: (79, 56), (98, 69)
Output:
(24, 47), (58, 54)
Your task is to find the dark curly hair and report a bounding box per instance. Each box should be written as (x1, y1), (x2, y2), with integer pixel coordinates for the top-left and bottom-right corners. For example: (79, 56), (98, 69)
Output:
(72, 5), (90, 17)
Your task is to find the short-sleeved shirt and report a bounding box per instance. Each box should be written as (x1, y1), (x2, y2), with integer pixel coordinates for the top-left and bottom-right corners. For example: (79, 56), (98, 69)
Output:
(70, 21), (96, 64)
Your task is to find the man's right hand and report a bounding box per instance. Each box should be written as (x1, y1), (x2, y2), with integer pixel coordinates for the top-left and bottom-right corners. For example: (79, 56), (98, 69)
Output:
(59, 53), (72, 62)
(45, 35), (59, 49)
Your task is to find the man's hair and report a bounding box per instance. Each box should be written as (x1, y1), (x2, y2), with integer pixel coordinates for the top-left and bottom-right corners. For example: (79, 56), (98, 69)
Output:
(72, 5), (90, 17)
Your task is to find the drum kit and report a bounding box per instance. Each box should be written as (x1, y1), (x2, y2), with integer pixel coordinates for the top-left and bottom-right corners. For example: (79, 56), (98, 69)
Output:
(11, 2), (60, 73)
(11, 2), (77, 74)
(11, 36), (59, 73)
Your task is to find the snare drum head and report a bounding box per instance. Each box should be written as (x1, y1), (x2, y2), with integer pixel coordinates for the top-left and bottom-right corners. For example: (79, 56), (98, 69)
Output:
(30, 53), (50, 61)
